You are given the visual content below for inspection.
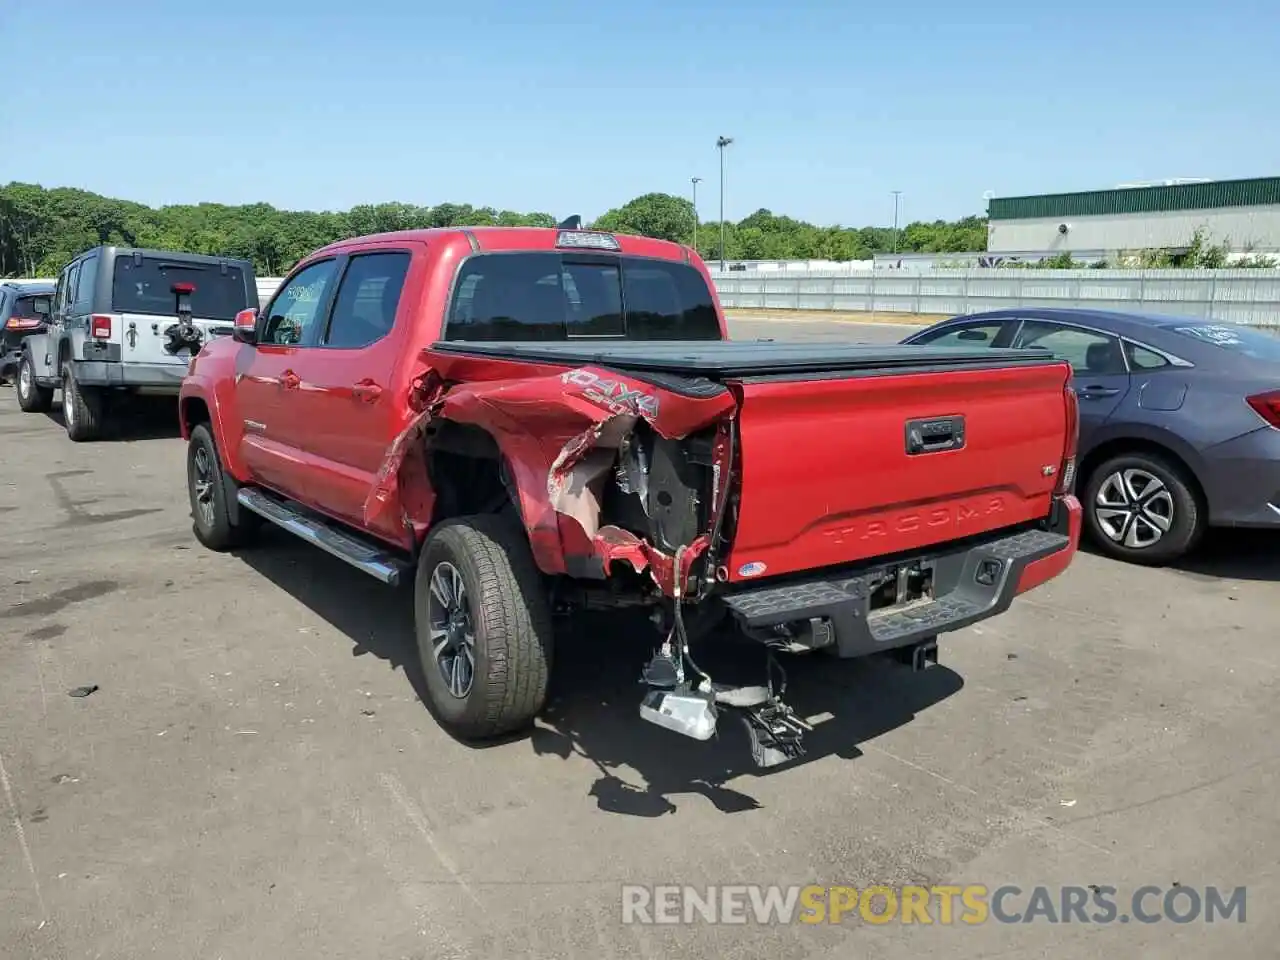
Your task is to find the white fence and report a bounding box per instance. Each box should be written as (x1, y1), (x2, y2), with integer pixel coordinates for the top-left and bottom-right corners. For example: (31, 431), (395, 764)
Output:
(22, 269), (1280, 329)
(707, 268), (1280, 327)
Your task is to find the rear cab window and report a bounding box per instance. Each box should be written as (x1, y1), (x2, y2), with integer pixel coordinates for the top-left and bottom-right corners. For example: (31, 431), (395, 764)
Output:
(445, 253), (720, 341)
(1159, 322), (1280, 362)
(112, 256), (250, 321)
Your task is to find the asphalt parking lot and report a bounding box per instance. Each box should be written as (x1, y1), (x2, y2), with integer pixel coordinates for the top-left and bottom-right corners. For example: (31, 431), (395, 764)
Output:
(2, 316), (1278, 960)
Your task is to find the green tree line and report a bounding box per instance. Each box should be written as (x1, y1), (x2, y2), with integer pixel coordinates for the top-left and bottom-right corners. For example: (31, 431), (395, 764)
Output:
(0, 182), (986, 278)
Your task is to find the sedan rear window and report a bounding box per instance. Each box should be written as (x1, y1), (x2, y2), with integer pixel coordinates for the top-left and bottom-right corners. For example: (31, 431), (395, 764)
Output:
(112, 257), (250, 322)
(1160, 322), (1280, 361)
(445, 253), (720, 341)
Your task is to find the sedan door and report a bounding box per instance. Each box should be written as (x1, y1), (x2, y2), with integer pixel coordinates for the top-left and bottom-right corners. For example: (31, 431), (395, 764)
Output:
(1012, 320), (1132, 447)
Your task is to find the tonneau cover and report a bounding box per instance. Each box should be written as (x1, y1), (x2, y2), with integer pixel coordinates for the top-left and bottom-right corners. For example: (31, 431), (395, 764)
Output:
(430, 339), (1054, 379)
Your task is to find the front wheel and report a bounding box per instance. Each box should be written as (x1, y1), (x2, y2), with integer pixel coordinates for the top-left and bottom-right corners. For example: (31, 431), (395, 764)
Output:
(16, 354), (53, 413)
(187, 423), (259, 551)
(414, 515), (554, 741)
(1082, 452), (1204, 565)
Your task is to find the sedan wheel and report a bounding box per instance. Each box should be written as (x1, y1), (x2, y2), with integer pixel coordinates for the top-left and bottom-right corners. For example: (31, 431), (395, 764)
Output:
(1083, 452), (1203, 565)
(1094, 468), (1175, 549)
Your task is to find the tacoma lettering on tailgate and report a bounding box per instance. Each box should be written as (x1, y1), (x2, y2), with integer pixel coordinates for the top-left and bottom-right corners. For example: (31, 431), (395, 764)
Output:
(823, 496), (1007, 545)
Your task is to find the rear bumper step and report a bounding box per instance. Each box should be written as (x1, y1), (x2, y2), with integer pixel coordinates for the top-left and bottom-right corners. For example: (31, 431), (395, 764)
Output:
(237, 488), (410, 585)
(722, 526), (1070, 659)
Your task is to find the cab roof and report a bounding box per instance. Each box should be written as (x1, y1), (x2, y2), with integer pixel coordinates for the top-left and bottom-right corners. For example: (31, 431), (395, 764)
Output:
(313, 226), (695, 264)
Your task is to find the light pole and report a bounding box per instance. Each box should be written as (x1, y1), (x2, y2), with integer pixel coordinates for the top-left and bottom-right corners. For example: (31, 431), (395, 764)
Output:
(716, 136), (733, 270)
(691, 176), (702, 252)
(891, 190), (902, 254)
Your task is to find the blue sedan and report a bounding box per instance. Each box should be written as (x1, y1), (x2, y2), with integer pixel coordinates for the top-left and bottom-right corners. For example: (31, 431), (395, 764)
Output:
(902, 308), (1280, 564)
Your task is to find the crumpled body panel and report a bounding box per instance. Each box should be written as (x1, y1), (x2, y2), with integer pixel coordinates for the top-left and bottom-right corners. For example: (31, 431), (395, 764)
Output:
(364, 351), (736, 593)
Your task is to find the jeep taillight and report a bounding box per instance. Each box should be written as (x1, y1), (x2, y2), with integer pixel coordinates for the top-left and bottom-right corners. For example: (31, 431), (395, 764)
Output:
(90, 315), (112, 339)
(1057, 383), (1079, 494)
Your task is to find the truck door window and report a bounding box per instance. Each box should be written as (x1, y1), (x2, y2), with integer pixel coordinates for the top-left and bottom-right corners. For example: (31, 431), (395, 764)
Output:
(262, 260), (339, 345)
(323, 252), (411, 349)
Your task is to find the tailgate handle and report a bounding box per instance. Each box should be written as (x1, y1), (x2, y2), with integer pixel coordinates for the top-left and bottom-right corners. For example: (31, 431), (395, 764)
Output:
(905, 416), (965, 455)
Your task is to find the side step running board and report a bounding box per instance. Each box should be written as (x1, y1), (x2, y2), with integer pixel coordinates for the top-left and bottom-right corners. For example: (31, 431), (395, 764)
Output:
(237, 488), (411, 585)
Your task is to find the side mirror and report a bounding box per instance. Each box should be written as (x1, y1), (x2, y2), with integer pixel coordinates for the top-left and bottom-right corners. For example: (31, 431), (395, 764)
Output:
(32, 296), (52, 317)
(232, 307), (259, 344)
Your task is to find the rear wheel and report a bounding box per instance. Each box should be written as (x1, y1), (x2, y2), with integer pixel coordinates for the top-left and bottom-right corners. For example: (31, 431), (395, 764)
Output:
(1082, 451), (1203, 565)
(61, 362), (105, 441)
(414, 515), (553, 741)
(16, 354), (53, 413)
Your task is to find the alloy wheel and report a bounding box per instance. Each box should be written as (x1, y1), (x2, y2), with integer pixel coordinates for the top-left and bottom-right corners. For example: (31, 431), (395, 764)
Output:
(18, 360), (32, 401)
(191, 446), (216, 529)
(1094, 468), (1175, 549)
(425, 561), (476, 698)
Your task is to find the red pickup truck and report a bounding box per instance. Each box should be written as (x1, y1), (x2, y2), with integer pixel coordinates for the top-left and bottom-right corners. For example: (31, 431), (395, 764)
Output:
(179, 225), (1081, 767)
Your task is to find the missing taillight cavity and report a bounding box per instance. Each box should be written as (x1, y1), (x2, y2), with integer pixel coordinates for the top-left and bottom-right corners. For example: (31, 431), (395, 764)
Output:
(1246, 390), (1280, 429)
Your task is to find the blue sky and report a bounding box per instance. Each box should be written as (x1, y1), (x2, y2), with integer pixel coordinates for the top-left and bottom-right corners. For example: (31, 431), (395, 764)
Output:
(3, 0), (1277, 227)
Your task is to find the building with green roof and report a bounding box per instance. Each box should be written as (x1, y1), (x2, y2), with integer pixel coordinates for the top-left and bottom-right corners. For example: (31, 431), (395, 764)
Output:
(986, 177), (1280, 258)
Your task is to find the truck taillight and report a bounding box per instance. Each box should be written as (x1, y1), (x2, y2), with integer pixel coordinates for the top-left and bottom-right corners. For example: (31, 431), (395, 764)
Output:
(90, 315), (112, 339)
(5, 316), (39, 330)
(1246, 390), (1280, 429)
(1057, 384), (1079, 493)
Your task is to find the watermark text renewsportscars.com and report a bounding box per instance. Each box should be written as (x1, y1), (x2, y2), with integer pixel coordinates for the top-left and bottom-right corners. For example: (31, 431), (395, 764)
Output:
(621, 884), (1247, 926)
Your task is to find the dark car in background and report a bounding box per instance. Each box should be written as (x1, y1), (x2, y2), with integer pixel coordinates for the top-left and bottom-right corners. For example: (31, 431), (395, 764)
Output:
(0, 281), (56, 384)
(902, 308), (1280, 565)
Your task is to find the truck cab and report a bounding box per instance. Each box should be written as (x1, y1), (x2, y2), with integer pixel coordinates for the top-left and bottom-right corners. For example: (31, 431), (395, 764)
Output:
(15, 246), (258, 441)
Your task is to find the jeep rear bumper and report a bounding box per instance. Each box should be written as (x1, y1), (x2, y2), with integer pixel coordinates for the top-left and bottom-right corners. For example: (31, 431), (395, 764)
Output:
(722, 495), (1081, 659)
(69, 359), (188, 393)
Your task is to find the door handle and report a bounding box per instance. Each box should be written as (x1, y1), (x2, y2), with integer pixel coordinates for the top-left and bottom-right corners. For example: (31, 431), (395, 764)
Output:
(280, 369), (300, 389)
(352, 379), (383, 402)
(1079, 384), (1120, 399)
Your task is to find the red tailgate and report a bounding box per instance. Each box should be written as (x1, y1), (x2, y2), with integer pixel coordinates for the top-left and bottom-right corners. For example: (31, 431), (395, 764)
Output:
(723, 361), (1071, 582)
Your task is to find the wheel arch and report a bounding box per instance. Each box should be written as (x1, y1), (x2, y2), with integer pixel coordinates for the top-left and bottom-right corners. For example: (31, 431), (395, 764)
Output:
(1078, 434), (1209, 518)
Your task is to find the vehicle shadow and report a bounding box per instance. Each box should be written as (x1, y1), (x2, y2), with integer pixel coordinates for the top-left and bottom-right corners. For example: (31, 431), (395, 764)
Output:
(235, 527), (965, 816)
(1079, 528), (1280, 582)
(532, 617), (964, 816)
(1173, 529), (1280, 582)
(42, 396), (183, 441)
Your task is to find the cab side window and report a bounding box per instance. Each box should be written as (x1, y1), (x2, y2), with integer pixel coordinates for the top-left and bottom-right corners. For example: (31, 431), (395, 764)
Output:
(262, 260), (339, 345)
(323, 252), (411, 349)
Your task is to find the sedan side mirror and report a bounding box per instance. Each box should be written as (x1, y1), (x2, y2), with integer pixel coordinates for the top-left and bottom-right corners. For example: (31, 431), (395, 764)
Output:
(232, 307), (259, 344)
(32, 296), (52, 317)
